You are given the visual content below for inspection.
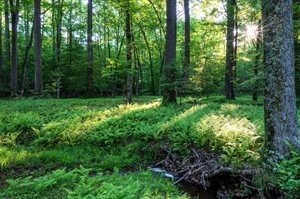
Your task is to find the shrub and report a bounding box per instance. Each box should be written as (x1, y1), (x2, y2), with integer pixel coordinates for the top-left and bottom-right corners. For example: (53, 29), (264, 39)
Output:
(276, 146), (300, 198)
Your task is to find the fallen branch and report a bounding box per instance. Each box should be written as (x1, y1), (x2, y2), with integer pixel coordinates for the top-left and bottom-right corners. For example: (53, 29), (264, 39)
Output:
(206, 167), (259, 179)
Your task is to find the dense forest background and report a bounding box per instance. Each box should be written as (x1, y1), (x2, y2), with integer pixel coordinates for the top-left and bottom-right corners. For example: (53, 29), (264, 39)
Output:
(2, 0), (298, 99)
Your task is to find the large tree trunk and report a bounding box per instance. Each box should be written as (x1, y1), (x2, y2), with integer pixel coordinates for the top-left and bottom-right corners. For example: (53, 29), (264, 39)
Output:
(225, 0), (236, 100)
(10, 0), (20, 97)
(262, 0), (300, 164)
(252, 20), (261, 101)
(163, 0), (177, 104)
(125, 0), (132, 104)
(5, 0), (10, 94)
(34, 0), (43, 95)
(87, 0), (93, 97)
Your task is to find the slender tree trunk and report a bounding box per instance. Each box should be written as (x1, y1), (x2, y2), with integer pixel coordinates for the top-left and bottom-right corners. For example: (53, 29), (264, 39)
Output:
(0, 11), (3, 95)
(52, 0), (56, 62)
(125, 0), (132, 103)
(20, 22), (34, 96)
(182, 0), (190, 83)
(10, 0), (20, 97)
(225, 0), (236, 100)
(67, 0), (73, 97)
(34, 0), (43, 95)
(87, 0), (93, 97)
(139, 25), (155, 95)
(181, 0), (190, 97)
(252, 20), (261, 101)
(147, 0), (166, 36)
(56, 0), (63, 98)
(163, 0), (177, 103)
(233, 6), (238, 80)
(262, 0), (300, 164)
(5, 0), (10, 94)
(101, 3), (107, 97)
(131, 25), (139, 97)
(135, 50), (141, 95)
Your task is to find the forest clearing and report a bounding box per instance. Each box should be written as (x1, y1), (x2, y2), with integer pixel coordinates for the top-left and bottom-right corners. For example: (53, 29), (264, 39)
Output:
(1, 0), (300, 198)
(0, 96), (299, 198)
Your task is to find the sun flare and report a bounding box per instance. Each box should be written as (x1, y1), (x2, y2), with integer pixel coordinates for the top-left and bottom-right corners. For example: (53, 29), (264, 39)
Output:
(245, 25), (258, 41)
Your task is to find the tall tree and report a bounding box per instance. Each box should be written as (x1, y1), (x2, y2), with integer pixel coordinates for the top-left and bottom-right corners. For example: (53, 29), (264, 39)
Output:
(20, 20), (34, 96)
(225, 0), (236, 100)
(34, 0), (43, 95)
(163, 0), (177, 103)
(262, 0), (300, 164)
(182, 0), (190, 84)
(125, 0), (133, 103)
(87, 0), (93, 97)
(56, 0), (64, 98)
(10, 0), (20, 96)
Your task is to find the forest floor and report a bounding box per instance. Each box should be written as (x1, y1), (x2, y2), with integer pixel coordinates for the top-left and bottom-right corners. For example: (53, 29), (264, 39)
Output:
(0, 95), (296, 198)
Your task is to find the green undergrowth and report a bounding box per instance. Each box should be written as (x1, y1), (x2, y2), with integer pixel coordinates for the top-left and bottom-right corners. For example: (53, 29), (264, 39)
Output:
(1, 166), (188, 199)
(0, 95), (269, 197)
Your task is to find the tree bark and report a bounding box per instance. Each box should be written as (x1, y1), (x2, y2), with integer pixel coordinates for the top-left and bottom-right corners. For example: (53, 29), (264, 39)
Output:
(56, 0), (63, 98)
(20, 21), (34, 96)
(225, 0), (236, 100)
(163, 0), (177, 104)
(125, 0), (133, 103)
(10, 0), (20, 97)
(87, 0), (93, 97)
(262, 0), (300, 164)
(34, 0), (43, 95)
(182, 0), (190, 83)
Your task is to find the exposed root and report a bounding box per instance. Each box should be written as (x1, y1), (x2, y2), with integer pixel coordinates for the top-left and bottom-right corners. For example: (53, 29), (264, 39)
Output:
(150, 147), (264, 196)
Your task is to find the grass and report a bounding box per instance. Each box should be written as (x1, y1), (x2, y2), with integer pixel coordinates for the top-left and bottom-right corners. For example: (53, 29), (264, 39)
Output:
(0, 95), (274, 198)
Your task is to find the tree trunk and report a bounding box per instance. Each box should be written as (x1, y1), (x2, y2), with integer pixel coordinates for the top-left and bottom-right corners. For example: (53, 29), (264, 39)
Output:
(5, 0), (10, 94)
(131, 26), (139, 97)
(67, 0), (73, 97)
(225, 0), (236, 100)
(233, 6), (238, 81)
(252, 20), (261, 101)
(147, 0), (166, 36)
(125, 0), (132, 104)
(52, 0), (56, 62)
(10, 0), (20, 97)
(163, 0), (177, 104)
(34, 0), (43, 95)
(87, 0), (93, 97)
(56, 0), (63, 98)
(20, 22), (34, 96)
(182, 0), (190, 83)
(139, 25), (155, 95)
(262, 0), (300, 164)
